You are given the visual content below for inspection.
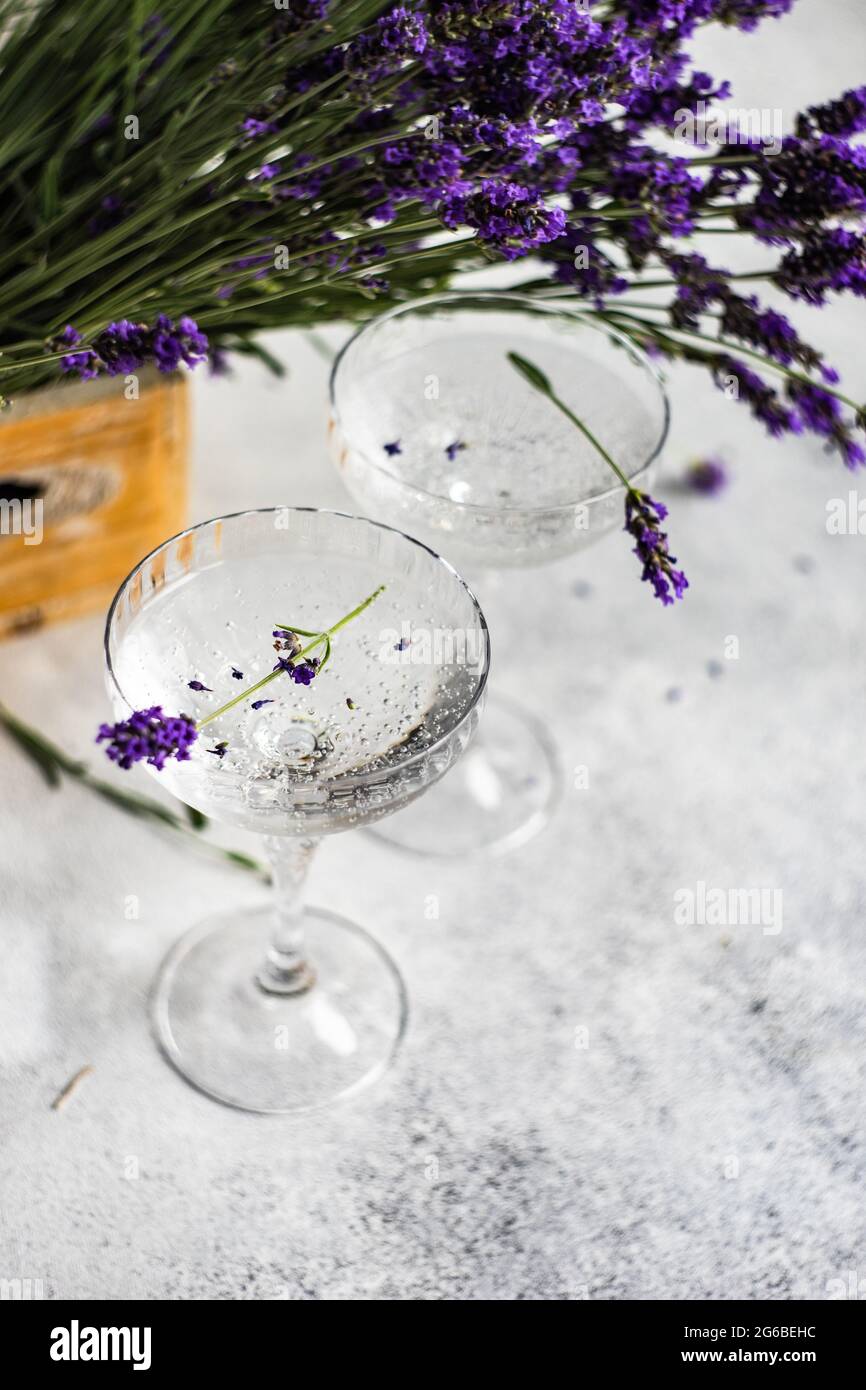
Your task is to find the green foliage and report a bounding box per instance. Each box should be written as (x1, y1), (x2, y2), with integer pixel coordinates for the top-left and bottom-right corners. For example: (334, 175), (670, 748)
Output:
(0, 0), (470, 397)
(0, 700), (268, 879)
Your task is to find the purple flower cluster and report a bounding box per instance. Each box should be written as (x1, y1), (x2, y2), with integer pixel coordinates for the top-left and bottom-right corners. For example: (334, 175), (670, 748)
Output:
(624, 491), (689, 606)
(241, 116), (278, 140)
(97, 707), (198, 771)
(737, 135), (866, 243)
(36, 0), (866, 496)
(796, 85), (866, 139)
(348, 6), (428, 81)
(618, 1), (793, 36)
(60, 316), (209, 380)
(709, 354), (864, 467)
(776, 230), (866, 306)
(787, 380), (866, 469)
(422, 2), (652, 123)
(664, 253), (830, 381)
(636, 250), (864, 461)
(272, 0), (331, 37)
(712, 355), (800, 439)
(602, 149), (705, 238)
(274, 655), (320, 685)
(440, 179), (566, 259)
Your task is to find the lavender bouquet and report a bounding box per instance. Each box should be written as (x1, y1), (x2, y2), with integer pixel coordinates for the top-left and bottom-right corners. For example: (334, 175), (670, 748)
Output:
(0, 0), (862, 476)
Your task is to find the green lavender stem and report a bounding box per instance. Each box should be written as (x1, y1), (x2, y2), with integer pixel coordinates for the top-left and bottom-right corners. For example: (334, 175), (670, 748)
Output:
(506, 351), (635, 495)
(196, 583), (385, 731)
(0, 701), (268, 880)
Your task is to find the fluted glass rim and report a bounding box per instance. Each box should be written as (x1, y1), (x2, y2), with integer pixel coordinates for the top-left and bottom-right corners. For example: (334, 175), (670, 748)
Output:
(104, 505), (491, 781)
(329, 289), (671, 516)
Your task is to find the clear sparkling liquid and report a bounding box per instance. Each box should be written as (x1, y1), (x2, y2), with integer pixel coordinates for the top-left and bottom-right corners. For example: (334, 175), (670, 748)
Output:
(337, 328), (661, 566)
(114, 550), (482, 833)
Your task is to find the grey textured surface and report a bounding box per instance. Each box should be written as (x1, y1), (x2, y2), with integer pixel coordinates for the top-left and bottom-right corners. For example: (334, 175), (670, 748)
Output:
(1, 0), (865, 1301)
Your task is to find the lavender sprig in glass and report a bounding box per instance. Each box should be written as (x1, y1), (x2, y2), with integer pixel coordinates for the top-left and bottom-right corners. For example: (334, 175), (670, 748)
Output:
(97, 584), (385, 770)
(507, 352), (687, 606)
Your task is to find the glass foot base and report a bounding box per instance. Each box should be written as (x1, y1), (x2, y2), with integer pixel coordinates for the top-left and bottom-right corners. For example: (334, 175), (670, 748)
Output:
(152, 906), (408, 1114)
(369, 693), (561, 858)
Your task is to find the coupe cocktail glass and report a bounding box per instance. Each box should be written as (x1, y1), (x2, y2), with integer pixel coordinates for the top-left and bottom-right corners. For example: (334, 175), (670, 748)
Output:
(329, 292), (669, 857)
(104, 508), (489, 1112)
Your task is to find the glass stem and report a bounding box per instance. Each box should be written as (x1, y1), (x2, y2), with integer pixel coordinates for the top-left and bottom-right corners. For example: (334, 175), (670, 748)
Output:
(257, 835), (321, 996)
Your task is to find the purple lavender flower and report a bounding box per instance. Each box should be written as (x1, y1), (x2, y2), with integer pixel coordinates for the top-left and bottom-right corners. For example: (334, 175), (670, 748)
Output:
(96, 707), (198, 771)
(58, 324), (100, 380)
(796, 85), (866, 139)
(289, 660), (319, 685)
(776, 230), (866, 306)
(423, 2), (653, 125)
(231, 667), (244, 680)
(712, 355), (801, 438)
(685, 457), (729, 495)
(187, 680), (212, 692)
(624, 491), (688, 606)
(440, 179), (566, 260)
(383, 440), (402, 456)
(445, 440), (466, 461)
(152, 315), (210, 373)
(271, 0), (330, 41)
(359, 275), (390, 295)
(60, 316), (209, 380)
(541, 227), (629, 301)
(719, 296), (826, 375)
(272, 630), (302, 656)
(737, 134), (866, 243)
(348, 6), (429, 81)
(619, 2), (792, 37)
(786, 381), (866, 469)
(241, 117), (278, 140)
(251, 699), (275, 710)
(662, 252), (730, 330)
(207, 741), (229, 760)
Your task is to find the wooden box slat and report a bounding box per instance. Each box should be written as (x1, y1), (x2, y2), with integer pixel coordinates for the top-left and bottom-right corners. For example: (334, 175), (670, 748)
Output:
(0, 369), (188, 638)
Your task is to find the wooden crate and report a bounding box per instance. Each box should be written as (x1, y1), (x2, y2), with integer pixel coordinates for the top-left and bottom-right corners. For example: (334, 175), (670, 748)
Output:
(0, 368), (188, 638)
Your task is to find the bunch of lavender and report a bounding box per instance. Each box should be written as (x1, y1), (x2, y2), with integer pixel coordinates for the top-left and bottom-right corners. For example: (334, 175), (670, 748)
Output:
(0, 0), (862, 473)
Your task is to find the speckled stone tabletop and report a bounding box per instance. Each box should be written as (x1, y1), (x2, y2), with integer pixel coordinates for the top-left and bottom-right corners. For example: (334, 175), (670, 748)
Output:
(2, 0), (865, 1301)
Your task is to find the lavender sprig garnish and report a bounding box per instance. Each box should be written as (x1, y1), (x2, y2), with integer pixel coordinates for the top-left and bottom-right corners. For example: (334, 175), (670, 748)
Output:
(507, 351), (687, 606)
(97, 585), (385, 770)
(97, 707), (198, 771)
